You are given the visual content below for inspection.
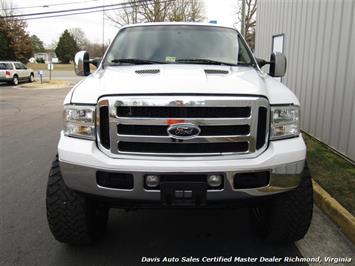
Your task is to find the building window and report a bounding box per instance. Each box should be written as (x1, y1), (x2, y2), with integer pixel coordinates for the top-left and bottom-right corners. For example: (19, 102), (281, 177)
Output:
(272, 34), (284, 54)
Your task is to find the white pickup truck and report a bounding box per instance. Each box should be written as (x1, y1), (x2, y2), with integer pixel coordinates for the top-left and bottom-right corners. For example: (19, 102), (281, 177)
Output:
(46, 22), (313, 245)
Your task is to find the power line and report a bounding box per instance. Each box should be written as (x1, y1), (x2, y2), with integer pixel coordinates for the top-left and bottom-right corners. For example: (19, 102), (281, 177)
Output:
(21, 6), (130, 20)
(0, 0), (100, 11)
(20, 1), (165, 21)
(3, 0), (153, 18)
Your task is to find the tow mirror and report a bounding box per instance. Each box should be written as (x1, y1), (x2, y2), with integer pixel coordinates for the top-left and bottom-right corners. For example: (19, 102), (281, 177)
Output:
(74, 51), (90, 76)
(269, 52), (286, 77)
(74, 51), (102, 76)
(256, 52), (287, 77)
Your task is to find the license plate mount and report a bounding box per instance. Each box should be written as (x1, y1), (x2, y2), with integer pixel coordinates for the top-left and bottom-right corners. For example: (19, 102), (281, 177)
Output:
(160, 181), (207, 207)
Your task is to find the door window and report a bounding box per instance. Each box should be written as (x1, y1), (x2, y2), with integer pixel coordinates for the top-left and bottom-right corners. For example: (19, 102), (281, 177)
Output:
(0, 63), (13, 70)
(14, 63), (23, 69)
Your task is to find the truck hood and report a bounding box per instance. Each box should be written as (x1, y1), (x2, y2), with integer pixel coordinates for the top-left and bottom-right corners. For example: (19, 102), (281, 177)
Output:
(69, 64), (299, 105)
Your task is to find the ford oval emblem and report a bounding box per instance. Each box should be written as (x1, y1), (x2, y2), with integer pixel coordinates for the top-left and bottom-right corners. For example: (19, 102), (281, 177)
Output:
(167, 123), (201, 139)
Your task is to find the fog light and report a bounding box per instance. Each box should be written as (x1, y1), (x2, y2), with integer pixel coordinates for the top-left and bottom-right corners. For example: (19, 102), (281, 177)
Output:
(145, 175), (160, 188)
(207, 174), (223, 188)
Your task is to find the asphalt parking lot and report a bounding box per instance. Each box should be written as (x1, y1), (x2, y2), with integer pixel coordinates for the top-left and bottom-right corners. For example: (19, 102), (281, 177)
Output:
(0, 85), (354, 265)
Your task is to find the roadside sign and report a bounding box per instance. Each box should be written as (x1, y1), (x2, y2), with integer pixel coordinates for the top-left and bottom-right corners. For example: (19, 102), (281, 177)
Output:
(52, 58), (59, 63)
(38, 70), (43, 84)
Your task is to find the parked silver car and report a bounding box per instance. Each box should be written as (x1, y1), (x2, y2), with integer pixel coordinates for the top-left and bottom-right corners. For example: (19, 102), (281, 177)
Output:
(0, 61), (34, 85)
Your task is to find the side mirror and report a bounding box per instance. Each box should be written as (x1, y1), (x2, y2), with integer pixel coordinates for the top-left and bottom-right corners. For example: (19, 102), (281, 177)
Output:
(74, 51), (90, 76)
(269, 52), (286, 77)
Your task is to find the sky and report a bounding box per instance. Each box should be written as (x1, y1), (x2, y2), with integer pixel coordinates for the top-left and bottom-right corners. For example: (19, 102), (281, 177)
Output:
(9, 0), (239, 48)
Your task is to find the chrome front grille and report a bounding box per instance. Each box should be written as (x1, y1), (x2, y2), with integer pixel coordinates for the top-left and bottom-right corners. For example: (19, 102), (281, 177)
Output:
(97, 96), (269, 158)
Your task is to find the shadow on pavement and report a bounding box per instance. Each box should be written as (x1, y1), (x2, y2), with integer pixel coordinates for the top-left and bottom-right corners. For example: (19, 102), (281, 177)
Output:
(53, 209), (306, 265)
(0, 82), (12, 87)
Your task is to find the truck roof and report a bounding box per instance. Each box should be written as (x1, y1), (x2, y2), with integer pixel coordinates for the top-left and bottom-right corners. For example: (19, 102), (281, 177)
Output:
(120, 22), (238, 31)
(0, 61), (18, 63)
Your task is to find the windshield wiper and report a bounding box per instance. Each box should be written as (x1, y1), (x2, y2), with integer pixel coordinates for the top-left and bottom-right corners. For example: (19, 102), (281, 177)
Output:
(175, 58), (238, 66)
(110, 58), (165, 65)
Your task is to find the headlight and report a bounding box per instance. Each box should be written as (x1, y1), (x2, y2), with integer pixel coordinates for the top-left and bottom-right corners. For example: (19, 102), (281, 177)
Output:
(270, 105), (300, 140)
(63, 105), (96, 140)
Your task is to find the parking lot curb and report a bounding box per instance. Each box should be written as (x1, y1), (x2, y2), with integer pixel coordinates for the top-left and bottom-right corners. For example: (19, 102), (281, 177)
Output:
(312, 180), (355, 244)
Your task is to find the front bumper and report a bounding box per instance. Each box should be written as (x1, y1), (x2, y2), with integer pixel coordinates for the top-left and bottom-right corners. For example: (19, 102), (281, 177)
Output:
(58, 132), (306, 201)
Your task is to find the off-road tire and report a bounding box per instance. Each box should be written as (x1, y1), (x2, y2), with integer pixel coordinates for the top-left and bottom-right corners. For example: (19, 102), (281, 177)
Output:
(46, 155), (109, 244)
(250, 163), (313, 243)
(12, 75), (19, 85)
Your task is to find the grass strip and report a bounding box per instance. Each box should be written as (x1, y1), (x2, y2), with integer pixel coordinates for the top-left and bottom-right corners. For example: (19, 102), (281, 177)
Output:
(303, 133), (355, 215)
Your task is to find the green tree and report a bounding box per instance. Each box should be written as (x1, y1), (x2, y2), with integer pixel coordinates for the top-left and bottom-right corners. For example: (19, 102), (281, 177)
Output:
(0, 30), (10, 58)
(0, 1), (33, 62)
(55, 30), (79, 63)
(68, 28), (89, 50)
(30, 34), (45, 53)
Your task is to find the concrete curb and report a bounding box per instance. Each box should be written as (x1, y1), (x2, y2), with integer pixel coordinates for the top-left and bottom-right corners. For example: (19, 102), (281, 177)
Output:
(312, 180), (355, 244)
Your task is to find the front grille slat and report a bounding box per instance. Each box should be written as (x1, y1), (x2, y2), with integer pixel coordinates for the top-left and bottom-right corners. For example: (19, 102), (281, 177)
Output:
(98, 104), (110, 149)
(117, 124), (250, 136)
(117, 135), (251, 143)
(116, 117), (252, 126)
(256, 107), (268, 149)
(118, 142), (249, 154)
(117, 106), (251, 118)
(98, 96), (269, 157)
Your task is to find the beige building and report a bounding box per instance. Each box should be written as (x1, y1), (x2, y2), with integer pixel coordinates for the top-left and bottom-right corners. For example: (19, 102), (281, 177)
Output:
(255, 0), (355, 161)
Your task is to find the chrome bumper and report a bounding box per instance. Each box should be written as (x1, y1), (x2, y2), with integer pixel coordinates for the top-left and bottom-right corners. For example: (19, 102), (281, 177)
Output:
(60, 160), (305, 201)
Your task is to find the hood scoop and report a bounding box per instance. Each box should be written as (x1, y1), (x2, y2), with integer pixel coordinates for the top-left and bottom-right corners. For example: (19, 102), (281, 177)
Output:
(135, 69), (160, 74)
(204, 69), (229, 74)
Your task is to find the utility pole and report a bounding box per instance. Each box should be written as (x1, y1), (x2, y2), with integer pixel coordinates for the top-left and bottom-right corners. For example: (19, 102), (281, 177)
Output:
(102, 0), (105, 54)
(241, 0), (246, 37)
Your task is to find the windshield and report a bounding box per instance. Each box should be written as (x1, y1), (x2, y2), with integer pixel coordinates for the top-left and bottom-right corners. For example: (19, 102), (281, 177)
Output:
(104, 25), (254, 66)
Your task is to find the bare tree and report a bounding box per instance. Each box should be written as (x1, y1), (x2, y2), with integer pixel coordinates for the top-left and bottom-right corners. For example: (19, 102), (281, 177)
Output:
(169, 0), (204, 22)
(0, 0), (14, 17)
(85, 42), (109, 58)
(68, 28), (89, 50)
(106, 0), (204, 27)
(138, 0), (171, 22)
(236, 0), (257, 50)
(188, 0), (204, 22)
(106, 0), (141, 26)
